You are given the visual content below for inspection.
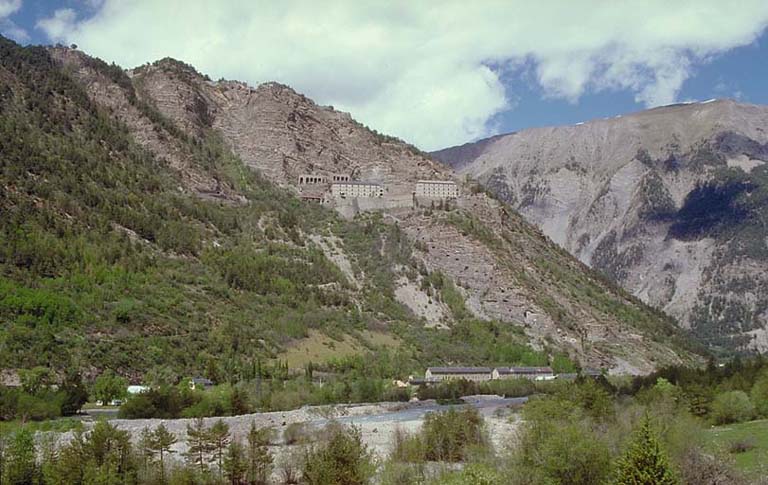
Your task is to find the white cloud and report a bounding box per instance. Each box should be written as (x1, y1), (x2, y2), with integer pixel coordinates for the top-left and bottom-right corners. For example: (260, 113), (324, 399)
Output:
(36, 8), (77, 42)
(0, 0), (21, 18)
(35, 0), (768, 150)
(0, 0), (27, 42)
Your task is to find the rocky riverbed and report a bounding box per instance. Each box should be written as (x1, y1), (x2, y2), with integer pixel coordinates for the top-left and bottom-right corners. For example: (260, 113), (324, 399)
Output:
(50, 395), (524, 469)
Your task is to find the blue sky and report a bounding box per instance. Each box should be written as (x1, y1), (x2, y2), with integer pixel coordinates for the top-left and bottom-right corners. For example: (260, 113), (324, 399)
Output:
(2, 1), (768, 150)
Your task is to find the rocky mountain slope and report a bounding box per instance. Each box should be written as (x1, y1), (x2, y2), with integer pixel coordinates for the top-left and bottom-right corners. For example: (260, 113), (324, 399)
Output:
(0, 36), (700, 379)
(433, 100), (768, 353)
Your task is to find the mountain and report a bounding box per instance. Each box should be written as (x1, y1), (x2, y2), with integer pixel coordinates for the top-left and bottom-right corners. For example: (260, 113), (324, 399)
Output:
(433, 100), (768, 354)
(0, 36), (699, 381)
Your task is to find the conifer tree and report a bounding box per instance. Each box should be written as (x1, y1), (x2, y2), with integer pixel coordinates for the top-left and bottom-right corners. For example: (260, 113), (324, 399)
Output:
(615, 415), (678, 485)
(223, 440), (247, 484)
(4, 428), (37, 485)
(246, 421), (273, 485)
(209, 419), (231, 478)
(150, 423), (177, 483)
(138, 427), (155, 470)
(185, 417), (214, 474)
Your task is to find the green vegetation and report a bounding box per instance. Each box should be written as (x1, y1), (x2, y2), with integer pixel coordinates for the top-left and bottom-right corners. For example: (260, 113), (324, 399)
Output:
(0, 36), (593, 404)
(302, 423), (375, 485)
(442, 208), (701, 359)
(0, 371), (87, 422)
(3, 364), (766, 484)
(394, 407), (488, 463)
(710, 390), (755, 424)
(705, 419), (768, 478)
(615, 415), (679, 485)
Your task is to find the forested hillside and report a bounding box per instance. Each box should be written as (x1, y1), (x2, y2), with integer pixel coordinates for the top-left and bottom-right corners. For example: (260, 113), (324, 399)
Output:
(0, 36), (700, 382)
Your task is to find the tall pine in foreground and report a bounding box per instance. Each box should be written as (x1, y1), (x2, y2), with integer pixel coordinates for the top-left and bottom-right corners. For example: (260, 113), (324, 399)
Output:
(615, 414), (678, 485)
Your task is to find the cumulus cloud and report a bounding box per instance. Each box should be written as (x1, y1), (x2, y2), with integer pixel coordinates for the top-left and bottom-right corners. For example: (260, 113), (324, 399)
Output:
(0, 0), (27, 42)
(0, 0), (21, 18)
(35, 0), (768, 149)
(36, 8), (77, 41)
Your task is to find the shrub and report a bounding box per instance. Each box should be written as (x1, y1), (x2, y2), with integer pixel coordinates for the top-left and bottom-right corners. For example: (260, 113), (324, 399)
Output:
(421, 407), (488, 462)
(750, 370), (768, 417)
(677, 447), (746, 485)
(92, 370), (128, 403)
(437, 463), (503, 485)
(390, 427), (425, 463)
(284, 422), (312, 445)
(710, 391), (754, 425)
(518, 421), (612, 485)
(728, 439), (755, 454)
(302, 423), (375, 485)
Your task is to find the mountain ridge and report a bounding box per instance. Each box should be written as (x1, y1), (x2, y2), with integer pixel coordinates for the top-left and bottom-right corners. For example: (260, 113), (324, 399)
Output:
(432, 98), (768, 353)
(0, 37), (701, 381)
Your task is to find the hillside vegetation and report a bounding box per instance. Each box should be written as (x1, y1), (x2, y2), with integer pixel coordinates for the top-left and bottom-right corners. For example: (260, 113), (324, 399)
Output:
(0, 36), (700, 383)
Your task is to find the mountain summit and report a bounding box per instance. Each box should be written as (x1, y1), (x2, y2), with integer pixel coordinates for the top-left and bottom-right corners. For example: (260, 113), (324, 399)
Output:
(433, 99), (768, 353)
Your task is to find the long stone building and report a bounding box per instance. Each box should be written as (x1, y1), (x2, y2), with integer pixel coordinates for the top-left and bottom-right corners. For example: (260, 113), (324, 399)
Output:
(415, 180), (459, 198)
(330, 181), (384, 199)
(424, 366), (493, 382)
(493, 366), (554, 380)
(422, 365), (556, 383)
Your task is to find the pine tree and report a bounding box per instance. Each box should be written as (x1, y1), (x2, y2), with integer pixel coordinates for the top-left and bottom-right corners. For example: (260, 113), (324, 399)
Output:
(615, 415), (679, 485)
(223, 441), (247, 484)
(5, 428), (37, 485)
(150, 423), (177, 483)
(138, 427), (155, 470)
(185, 417), (214, 474)
(209, 419), (231, 478)
(246, 421), (273, 485)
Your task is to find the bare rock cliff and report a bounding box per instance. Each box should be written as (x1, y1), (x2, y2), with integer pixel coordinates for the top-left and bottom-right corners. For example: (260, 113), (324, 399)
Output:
(434, 100), (768, 353)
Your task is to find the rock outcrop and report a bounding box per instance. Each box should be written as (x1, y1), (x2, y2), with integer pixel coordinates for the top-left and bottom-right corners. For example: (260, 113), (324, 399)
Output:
(434, 100), (768, 353)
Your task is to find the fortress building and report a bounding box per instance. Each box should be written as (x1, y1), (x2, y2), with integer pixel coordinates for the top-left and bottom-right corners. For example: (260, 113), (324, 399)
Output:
(415, 180), (459, 198)
(330, 181), (384, 199)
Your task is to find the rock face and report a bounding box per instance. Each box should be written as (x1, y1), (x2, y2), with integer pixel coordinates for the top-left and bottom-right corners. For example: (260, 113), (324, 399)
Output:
(130, 59), (449, 197)
(433, 100), (768, 353)
(46, 47), (702, 372)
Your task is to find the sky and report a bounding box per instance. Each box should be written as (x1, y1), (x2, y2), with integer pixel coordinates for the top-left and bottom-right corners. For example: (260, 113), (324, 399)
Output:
(2, 1), (768, 151)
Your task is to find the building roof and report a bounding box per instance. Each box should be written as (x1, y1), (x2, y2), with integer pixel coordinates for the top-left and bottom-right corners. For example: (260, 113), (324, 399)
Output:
(497, 366), (554, 374)
(191, 377), (214, 385)
(408, 378), (429, 385)
(417, 180), (457, 185)
(427, 366), (492, 374)
(556, 373), (579, 380)
(331, 181), (381, 187)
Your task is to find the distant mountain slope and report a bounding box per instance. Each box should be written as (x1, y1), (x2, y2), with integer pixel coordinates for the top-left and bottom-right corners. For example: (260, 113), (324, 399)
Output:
(0, 36), (700, 380)
(433, 100), (768, 353)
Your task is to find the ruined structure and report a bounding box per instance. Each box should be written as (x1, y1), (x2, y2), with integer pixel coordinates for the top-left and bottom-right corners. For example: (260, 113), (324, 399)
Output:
(298, 174), (328, 185)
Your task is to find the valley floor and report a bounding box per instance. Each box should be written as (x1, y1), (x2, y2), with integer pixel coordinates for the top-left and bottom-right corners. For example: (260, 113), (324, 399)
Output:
(705, 419), (768, 478)
(51, 395), (523, 475)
